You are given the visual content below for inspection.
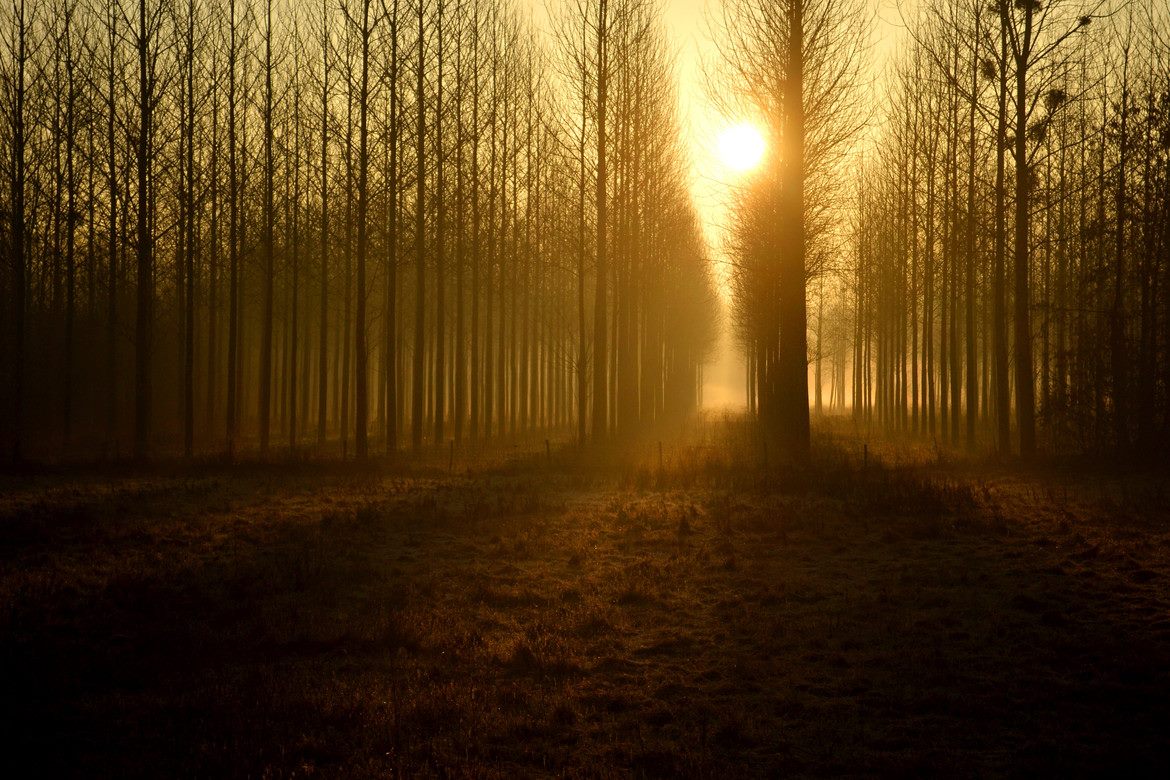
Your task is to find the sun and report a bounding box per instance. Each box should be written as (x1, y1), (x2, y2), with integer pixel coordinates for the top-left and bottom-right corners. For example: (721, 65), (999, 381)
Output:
(717, 122), (766, 173)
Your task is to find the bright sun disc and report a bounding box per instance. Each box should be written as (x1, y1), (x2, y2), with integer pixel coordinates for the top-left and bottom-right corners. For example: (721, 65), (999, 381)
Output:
(717, 122), (766, 173)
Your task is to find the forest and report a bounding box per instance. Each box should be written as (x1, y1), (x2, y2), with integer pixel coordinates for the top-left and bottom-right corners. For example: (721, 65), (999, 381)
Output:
(726, 0), (1170, 459)
(0, 0), (716, 461)
(2, 0), (1170, 775)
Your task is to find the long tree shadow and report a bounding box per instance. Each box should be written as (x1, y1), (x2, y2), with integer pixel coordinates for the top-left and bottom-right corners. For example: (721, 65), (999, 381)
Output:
(4, 454), (1170, 776)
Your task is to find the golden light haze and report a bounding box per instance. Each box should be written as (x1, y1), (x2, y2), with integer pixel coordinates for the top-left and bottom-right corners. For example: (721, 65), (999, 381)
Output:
(535, 0), (912, 410)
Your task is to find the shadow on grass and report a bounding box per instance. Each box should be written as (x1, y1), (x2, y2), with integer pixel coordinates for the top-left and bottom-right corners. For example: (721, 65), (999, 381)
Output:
(2, 423), (1170, 776)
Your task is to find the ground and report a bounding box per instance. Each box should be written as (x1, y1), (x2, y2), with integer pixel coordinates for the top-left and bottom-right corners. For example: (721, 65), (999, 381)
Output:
(3, 420), (1170, 777)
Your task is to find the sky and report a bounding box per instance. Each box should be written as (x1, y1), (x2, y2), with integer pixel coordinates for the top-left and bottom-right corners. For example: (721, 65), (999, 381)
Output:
(530, 0), (912, 409)
(666, 0), (749, 409)
(661, 0), (910, 409)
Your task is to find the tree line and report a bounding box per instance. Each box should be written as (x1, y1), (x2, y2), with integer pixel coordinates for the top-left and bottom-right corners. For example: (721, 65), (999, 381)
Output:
(848, 0), (1169, 456)
(0, 0), (717, 461)
(722, 0), (1168, 458)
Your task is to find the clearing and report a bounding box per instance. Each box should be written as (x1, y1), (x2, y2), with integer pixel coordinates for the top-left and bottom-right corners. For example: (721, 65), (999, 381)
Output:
(3, 423), (1170, 776)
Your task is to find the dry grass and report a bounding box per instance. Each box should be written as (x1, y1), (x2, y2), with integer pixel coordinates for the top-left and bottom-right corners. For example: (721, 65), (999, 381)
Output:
(2, 423), (1170, 777)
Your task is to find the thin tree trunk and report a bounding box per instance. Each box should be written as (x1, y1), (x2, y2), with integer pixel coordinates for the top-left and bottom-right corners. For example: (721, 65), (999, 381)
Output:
(592, 0), (609, 443)
(412, 0), (426, 451)
(134, 0), (153, 461)
(259, 0), (275, 455)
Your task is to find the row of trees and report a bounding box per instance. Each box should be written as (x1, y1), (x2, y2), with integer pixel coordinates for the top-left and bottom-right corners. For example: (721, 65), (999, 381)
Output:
(849, 0), (1169, 455)
(0, 0), (717, 461)
(722, 0), (1168, 458)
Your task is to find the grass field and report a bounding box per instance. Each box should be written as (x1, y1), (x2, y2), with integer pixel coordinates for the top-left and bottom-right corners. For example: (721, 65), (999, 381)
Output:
(3, 421), (1170, 777)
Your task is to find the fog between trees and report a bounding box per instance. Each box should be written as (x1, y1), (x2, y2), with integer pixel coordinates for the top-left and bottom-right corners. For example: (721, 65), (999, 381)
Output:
(0, 0), (717, 460)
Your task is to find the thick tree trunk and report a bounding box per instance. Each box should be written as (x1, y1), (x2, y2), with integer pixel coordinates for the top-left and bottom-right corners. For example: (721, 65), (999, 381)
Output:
(775, 0), (809, 457)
